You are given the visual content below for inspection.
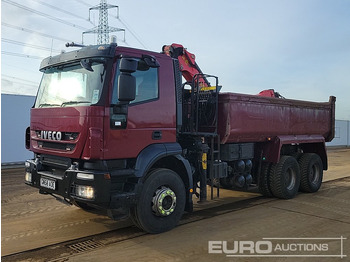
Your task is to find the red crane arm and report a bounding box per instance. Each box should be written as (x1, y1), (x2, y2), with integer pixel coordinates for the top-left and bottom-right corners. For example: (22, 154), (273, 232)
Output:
(162, 43), (283, 98)
(162, 43), (210, 87)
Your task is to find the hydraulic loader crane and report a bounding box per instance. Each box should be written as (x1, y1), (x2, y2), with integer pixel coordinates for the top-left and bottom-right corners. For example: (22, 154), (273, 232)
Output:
(163, 43), (283, 97)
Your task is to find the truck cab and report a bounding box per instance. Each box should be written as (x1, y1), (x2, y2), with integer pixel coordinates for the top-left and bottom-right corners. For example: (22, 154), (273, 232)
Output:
(25, 44), (193, 233)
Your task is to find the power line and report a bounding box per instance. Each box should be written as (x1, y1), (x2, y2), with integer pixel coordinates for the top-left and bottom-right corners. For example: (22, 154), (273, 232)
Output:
(79, 0), (147, 48)
(103, 5), (147, 48)
(2, 61), (40, 74)
(3, 0), (148, 49)
(2, 38), (62, 53)
(2, 74), (39, 86)
(2, 77), (39, 90)
(3, 0), (88, 31)
(83, 0), (125, 45)
(98, 1), (148, 48)
(2, 51), (45, 60)
(2, 22), (73, 43)
(116, 16), (148, 49)
(31, 0), (93, 25)
(74, 0), (91, 8)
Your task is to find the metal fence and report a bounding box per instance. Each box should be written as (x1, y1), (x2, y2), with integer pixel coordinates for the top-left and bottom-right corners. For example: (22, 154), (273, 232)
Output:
(326, 120), (350, 147)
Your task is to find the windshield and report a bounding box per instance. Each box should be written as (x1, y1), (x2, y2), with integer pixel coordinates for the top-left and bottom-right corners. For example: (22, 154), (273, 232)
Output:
(35, 61), (106, 108)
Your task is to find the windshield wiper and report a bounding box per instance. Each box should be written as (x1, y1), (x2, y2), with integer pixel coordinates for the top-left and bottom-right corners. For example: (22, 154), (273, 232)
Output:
(38, 103), (60, 108)
(61, 101), (91, 107)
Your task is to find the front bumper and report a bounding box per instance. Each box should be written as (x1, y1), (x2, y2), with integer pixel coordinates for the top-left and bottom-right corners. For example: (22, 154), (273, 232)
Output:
(25, 158), (139, 218)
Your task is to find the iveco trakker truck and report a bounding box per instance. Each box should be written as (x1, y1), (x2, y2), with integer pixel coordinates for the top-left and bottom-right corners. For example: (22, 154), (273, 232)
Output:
(25, 43), (335, 233)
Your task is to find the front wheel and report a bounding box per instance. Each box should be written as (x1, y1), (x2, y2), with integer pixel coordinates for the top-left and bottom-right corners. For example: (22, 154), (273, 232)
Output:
(131, 168), (186, 233)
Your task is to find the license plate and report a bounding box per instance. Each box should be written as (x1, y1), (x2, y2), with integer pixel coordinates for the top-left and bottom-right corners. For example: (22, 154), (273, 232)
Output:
(40, 177), (56, 190)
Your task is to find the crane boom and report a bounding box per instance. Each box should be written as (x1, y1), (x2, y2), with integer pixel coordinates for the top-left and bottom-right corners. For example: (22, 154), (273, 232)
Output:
(162, 43), (283, 98)
(162, 43), (210, 87)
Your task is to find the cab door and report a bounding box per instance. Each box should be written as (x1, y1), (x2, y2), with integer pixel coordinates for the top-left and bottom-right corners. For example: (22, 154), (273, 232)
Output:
(104, 53), (177, 159)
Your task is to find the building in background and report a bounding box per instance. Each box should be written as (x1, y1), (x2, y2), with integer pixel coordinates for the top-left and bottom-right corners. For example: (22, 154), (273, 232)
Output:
(2, 94), (35, 164)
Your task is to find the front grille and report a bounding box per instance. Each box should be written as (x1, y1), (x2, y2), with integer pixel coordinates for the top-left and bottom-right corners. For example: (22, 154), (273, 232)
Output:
(63, 132), (79, 141)
(38, 141), (76, 151)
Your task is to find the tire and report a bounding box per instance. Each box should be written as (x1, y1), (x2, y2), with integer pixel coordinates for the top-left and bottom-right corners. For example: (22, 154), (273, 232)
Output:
(132, 168), (186, 233)
(269, 156), (300, 199)
(129, 206), (142, 229)
(258, 162), (273, 197)
(291, 152), (303, 161)
(298, 153), (323, 193)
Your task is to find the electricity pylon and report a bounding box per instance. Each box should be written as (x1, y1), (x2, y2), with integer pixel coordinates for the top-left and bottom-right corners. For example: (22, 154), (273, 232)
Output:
(83, 0), (125, 44)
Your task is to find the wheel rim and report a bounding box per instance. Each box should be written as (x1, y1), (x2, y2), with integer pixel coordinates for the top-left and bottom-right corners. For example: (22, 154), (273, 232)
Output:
(285, 167), (296, 191)
(309, 164), (320, 184)
(152, 186), (177, 217)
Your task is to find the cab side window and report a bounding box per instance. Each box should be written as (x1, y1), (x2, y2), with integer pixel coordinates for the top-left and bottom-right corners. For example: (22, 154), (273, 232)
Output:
(112, 59), (159, 104)
(133, 67), (158, 104)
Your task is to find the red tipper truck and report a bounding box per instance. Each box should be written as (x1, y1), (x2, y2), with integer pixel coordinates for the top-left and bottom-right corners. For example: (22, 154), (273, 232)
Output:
(25, 43), (336, 233)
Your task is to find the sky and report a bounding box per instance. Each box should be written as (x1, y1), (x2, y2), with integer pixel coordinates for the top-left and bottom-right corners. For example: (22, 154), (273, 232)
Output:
(1, 0), (350, 120)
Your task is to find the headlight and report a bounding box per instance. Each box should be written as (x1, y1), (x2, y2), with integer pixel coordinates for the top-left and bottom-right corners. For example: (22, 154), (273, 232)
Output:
(75, 185), (95, 199)
(25, 161), (31, 168)
(25, 172), (32, 183)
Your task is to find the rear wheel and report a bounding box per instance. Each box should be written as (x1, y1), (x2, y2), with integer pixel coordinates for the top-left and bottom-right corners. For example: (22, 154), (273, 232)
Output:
(258, 162), (273, 197)
(269, 156), (300, 199)
(298, 153), (323, 193)
(131, 168), (186, 233)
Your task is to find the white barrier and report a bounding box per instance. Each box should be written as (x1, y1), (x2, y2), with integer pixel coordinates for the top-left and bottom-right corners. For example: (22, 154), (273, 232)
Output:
(327, 120), (350, 147)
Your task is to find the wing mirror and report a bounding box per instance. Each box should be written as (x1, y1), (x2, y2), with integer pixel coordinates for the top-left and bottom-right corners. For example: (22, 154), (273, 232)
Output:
(118, 58), (138, 102)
